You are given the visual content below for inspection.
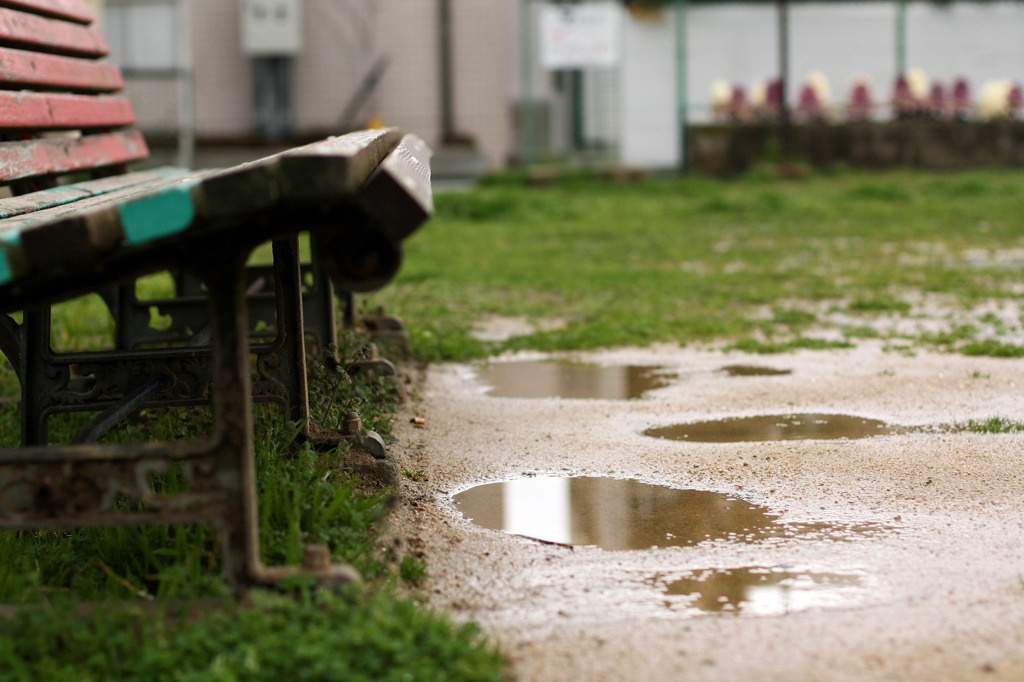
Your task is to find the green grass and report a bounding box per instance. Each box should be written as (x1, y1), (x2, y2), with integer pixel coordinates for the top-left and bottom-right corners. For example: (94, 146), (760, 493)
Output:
(5, 166), (1024, 678)
(967, 416), (1024, 433)
(0, 587), (504, 682)
(0, 327), (505, 679)
(369, 167), (1024, 362)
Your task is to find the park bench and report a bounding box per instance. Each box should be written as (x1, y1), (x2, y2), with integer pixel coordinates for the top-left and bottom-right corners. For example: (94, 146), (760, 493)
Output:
(0, 0), (432, 589)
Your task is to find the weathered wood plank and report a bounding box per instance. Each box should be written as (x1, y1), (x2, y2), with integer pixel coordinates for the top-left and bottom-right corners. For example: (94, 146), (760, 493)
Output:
(0, 130), (148, 184)
(0, 129), (432, 295)
(0, 8), (107, 58)
(0, 170), (209, 284)
(358, 134), (433, 241)
(0, 46), (123, 92)
(0, 167), (189, 219)
(200, 128), (401, 219)
(0, 0), (92, 25)
(275, 128), (402, 202)
(0, 92), (134, 130)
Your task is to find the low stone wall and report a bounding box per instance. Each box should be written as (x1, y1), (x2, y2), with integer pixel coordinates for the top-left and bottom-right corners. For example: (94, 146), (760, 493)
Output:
(688, 121), (1024, 176)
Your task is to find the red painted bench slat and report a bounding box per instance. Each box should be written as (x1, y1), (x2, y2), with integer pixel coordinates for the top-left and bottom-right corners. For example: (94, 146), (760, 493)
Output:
(0, 46), (123, 92)
(0, 7), (107, 58)
(0, 0), (92, 25)
(0, 92), (135, 130)
(0, 130), (148, 183)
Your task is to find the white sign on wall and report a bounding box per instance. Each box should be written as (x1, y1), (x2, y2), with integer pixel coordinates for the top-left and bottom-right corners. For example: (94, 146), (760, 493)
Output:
(539, 3), (621, 69)
(241, 0), (303, 56)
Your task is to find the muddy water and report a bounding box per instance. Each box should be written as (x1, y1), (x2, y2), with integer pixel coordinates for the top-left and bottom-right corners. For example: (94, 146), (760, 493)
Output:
(654, 566), (866, 616)
(720, 365), (793, 377)
(645, 413), (907, 443)
(475, 361), (673, 399)
(453, 477), (890, 550)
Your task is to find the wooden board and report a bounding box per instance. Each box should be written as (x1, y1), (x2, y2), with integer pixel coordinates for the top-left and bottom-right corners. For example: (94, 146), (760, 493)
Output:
(0, 130), (148, 184)
(0, 0), (93, 25)
(0, 170), (209, 284)
(0, 46), (123, 92)
(0, 92), (134, 130)
(357, 134), (433, 241)
(0, 167), (189, 219)
(0, 7), (107, 58)
(0, 129), (432, 306)
(275, 128), (403, 202)
(200, 127), (401, 219)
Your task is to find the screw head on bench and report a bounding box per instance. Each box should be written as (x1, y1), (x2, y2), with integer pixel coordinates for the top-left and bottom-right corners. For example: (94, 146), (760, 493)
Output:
(302, 544), (332, 571)
(343, 411), (362, 436)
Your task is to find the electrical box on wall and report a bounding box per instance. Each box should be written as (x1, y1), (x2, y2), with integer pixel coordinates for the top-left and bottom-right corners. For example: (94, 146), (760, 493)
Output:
(241, 0), (303, 56)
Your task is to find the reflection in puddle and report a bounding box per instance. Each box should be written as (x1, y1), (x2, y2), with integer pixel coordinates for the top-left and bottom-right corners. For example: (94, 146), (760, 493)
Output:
(475, 361), (674, 400)
(453, 477), (890, 550)
(645, 413), (908, 443)
(720, 364), (792, 377)
(654, 566), (866, 616)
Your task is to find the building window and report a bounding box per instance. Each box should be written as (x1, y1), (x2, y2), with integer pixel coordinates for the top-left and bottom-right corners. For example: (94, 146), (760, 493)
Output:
(105, 1), (179, 74)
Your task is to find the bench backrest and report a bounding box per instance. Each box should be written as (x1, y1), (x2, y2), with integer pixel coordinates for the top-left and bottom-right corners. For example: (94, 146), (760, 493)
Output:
(0, 0), (146, 192)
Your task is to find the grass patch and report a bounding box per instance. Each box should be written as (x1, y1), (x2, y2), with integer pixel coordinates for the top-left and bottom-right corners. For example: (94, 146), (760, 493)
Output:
(0, 587), (504, 682)
(967, 416), (1024, 433)
(0, 322), (505, 678)
(730, 337), (856, 354)
(372, 168), (1024, 361)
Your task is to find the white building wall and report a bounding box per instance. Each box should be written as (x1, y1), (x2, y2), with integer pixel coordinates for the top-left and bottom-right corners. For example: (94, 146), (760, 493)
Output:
(686, 1), (1024, 122)
(191, 1), (252, 138)
(101, 0), (510, 168)
(907, 2), (1024, 89)
(620, 11), (678, 168)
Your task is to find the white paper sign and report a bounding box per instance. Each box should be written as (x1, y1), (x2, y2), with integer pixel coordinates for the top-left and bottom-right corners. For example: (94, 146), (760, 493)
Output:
(539, 3), (621, 69)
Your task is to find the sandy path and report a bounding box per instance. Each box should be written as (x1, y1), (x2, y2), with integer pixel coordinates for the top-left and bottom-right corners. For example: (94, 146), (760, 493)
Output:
(386, 342), (1024, 681)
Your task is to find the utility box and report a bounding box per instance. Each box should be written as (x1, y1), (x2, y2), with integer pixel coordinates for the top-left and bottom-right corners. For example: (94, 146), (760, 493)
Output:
(241, 0), (303, 56)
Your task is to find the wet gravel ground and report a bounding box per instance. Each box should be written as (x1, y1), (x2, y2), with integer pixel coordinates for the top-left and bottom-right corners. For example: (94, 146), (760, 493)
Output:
(385, 341), (1024, 682)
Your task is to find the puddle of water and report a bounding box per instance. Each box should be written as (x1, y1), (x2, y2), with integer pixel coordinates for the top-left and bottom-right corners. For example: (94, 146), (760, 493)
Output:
(653, 566), (866, 616)
(721, 364), (792, 377)
(475, 361), (674, 400)
(453, 477), (889, 550)
(645, 413), (907, 443)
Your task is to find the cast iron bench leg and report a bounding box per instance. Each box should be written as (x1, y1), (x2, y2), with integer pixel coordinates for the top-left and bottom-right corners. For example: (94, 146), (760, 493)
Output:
(193, 246), (260, 589)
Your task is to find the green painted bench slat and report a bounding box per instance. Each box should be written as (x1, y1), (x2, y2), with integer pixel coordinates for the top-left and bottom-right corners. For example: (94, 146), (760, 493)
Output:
(0, 128), (417, 300)
(0, 167), (189, 219)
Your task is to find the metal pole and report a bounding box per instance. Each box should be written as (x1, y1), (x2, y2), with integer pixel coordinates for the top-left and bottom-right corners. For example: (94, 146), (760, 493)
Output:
(896, 0), (906, 77)
(176, 0), (196, 169)
(520, 0), (534, 166)
(777, 0), (791, 169)
(674, 0), (688, 173)
(439, 0), (455, 142)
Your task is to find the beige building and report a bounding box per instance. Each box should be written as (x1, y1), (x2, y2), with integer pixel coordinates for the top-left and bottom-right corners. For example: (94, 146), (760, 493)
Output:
(97, 0), (512, 173)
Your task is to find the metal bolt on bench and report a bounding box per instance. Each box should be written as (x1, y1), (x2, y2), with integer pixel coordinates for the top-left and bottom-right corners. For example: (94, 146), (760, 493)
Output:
(0, 0), (433, 591)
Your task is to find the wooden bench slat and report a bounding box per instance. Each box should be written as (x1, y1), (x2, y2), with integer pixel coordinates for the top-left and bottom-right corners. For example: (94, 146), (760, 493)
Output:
(0, 46), (123, 92)
(0, 8), (107, 58)
(0, 130), (148, 184)
(0, 167), (189, 219)
(275, 128), (402, 202)
(0, 0), (92, 25)
(358, 134), (433, 242)
(0, 92), (134, 130)
(0, 170), (210, 284)
(0, 130), (411, 292)
(200, 127), (402, 218)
